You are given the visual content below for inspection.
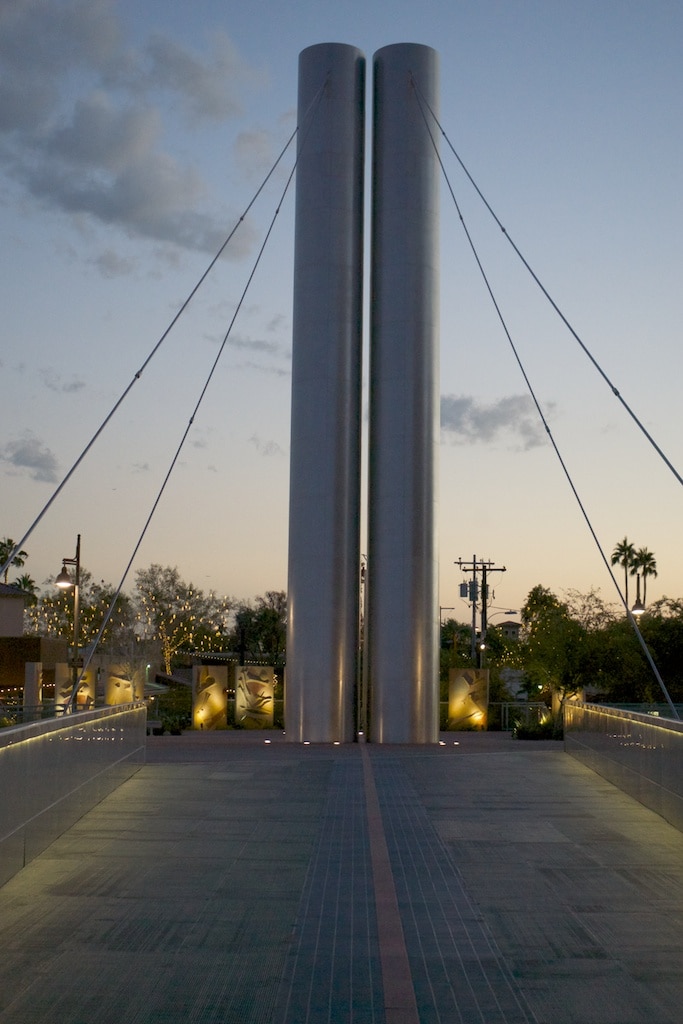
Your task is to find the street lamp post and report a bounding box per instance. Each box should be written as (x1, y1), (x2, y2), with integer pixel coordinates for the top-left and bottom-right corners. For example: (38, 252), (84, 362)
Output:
(478, 610), (518, 667)
(632, 573), (645, 617)
(56, 534), (81, 711)
(439, 606), (455, 623)
(484, 609), (518, 635)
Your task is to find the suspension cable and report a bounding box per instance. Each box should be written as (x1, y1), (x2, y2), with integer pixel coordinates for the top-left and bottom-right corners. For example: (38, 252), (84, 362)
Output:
(411, 77), (680, 719)
(411, 79), (683, 491)
(0, 125), (300, 584)
(73, 156), (301, 699)
(70, 84), (329, 703)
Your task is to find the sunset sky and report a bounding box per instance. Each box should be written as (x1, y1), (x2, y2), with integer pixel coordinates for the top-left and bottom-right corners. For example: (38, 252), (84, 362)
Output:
(1, 0), (682, 622)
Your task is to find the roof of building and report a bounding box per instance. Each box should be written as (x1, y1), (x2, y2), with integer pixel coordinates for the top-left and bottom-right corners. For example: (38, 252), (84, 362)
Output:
(0, 582), (29, 600)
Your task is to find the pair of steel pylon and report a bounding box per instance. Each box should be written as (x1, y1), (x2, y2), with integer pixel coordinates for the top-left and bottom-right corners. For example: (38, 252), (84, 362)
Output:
(286, 43), (440, 743)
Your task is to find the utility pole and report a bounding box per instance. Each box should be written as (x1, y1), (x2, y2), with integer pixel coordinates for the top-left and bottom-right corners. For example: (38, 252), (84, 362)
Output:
(455, 555), (507, 666)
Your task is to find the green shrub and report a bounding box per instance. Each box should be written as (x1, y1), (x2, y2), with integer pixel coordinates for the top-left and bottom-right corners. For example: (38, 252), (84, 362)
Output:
(512, 716), (563, 741)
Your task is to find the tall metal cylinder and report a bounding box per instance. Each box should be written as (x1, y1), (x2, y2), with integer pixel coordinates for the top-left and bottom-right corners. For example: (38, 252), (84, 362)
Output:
(367, 44), (440, 743)
(285, 44), (366, 743)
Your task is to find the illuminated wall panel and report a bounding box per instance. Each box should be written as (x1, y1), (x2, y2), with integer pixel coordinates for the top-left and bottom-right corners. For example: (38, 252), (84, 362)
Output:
(106, 663), (143, 705)
(192, 665), (228, 730)
(76, 666), (96, 708)
(235, 666), (274, 729)
(448, 669), (489, 730)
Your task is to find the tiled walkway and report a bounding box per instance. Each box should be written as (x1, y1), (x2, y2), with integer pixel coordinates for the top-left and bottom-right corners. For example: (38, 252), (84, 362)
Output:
(1, 732), (683, 1023)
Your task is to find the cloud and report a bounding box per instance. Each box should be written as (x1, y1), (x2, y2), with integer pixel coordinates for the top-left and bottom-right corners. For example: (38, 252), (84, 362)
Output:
(234, 130), (279, 180)
(71, 162), (184, 233)
(249, 435), (285, 457)
(266, 313), (287, 333)
(0, 0), (122, 131)
(202, 328), (291, 374)
(46, 92), (158, 171)
(23, 123), (248, 254)
(227, 332), (282, 356)
(0, 1), (265, 254)
(0, 432), (59, 483)
(239, 361), (290, 378)
(130, 31), (256, 124)
(39, 369), (86, 393)
(90, 248), (134, 278)
(0, 0), (122, 72)
(441, 394), (551, 450)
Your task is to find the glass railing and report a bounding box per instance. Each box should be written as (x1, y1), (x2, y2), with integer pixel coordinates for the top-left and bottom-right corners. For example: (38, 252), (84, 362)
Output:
(565, 702), (683, 833)
(0, 703), (146, 887)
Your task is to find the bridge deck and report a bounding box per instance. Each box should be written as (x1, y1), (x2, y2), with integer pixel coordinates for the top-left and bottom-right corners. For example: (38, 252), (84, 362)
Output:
(1, 732), (682, 1023)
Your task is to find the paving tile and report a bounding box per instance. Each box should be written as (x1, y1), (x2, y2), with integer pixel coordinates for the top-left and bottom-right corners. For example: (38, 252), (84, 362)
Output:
(2, 733), (683, 1023)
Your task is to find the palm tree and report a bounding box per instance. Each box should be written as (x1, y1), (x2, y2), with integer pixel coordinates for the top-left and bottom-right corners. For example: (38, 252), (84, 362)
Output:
(610, 537), (635, 608)
(0, 537), (28, 584)
(12, 573), (38, 606)
(631, 548), (658, 607)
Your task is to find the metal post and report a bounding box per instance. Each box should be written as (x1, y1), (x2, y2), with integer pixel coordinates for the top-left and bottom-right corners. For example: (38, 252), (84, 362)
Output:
(368, 44), (440, 743)
(285, 44), (366, 742)
(56, 534), (81, 710)
(471, 558), (478, 664)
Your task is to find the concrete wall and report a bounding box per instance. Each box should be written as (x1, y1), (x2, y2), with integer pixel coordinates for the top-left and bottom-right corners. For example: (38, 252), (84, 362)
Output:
(565, 702), (683, 832)
(0, 594), (24, 636)
(0, 704), (146, 887)
(0, 636), (68, 689)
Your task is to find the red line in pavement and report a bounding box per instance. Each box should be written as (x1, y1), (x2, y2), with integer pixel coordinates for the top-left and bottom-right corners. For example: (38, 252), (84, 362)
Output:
(361, 746), (420, 1024)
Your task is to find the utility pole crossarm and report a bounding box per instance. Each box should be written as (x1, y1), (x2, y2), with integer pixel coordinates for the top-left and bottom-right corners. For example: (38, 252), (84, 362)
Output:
(454, 555), (506, 665)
